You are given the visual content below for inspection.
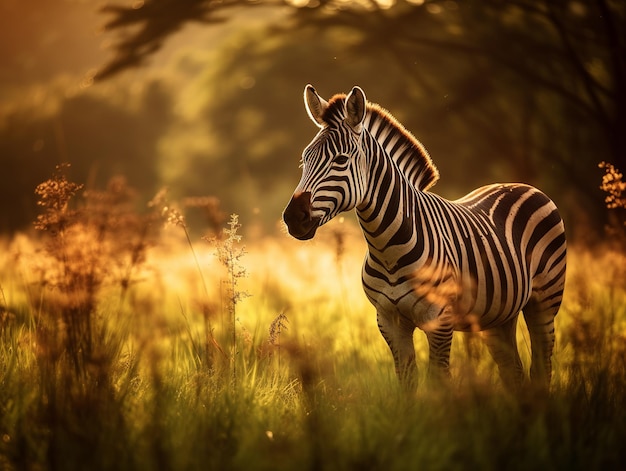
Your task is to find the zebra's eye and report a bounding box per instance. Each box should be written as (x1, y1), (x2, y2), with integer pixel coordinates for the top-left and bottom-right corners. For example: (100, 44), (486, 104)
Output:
(333, 154), (349, 166)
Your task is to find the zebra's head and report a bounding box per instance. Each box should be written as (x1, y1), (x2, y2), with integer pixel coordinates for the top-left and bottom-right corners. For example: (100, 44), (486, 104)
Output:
(283, 85), (368, 240)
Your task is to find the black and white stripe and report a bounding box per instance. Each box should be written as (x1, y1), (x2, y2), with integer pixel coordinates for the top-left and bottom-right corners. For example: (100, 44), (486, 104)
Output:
(284, 85), (566, 391)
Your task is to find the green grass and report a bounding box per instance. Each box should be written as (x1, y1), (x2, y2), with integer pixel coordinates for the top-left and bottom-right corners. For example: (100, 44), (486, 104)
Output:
(1, 171), (626, 470)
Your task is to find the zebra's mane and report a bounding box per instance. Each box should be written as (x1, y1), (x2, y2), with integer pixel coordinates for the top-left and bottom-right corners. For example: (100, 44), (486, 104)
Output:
(321, 94), (440, 191)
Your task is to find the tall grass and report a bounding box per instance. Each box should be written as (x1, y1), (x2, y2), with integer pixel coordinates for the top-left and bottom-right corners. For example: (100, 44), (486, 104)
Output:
(1, 168), (625, 470)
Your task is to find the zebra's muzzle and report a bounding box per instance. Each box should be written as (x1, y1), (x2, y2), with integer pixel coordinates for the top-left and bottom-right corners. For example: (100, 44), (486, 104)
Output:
(283, 191), (320, 240)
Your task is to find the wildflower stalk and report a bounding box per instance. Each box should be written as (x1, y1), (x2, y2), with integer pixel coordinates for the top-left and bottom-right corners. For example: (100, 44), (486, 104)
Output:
(34, 164), (87, 377)
(32, 167), (156, 391)
(149, 189), (223, 367)
(208, 214), (249, 387)
(269, 312), (289, 370)
(151, 190), (212, 299)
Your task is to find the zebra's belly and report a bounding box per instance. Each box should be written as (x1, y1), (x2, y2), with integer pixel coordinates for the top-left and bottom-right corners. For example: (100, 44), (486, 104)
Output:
(362, 272), (529, 333)
(362, 276), (445, 329)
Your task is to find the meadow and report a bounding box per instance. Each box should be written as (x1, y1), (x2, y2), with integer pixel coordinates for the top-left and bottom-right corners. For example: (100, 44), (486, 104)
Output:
(1, 169), (625, 471)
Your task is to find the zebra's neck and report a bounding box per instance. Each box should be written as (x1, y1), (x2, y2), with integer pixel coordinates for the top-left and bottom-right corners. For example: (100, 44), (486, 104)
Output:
(356, 130), (425, 269)
(355, 105), (440, 251)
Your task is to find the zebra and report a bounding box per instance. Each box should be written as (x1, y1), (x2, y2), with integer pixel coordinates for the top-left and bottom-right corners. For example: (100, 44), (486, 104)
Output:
(283, 85), (567, 391)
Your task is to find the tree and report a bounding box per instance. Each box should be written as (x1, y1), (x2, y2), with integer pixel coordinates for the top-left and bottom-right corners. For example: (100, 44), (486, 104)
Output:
(287, 0), (625, 222)
(97, 0), (626, 232)
(98, 0), (625, 170)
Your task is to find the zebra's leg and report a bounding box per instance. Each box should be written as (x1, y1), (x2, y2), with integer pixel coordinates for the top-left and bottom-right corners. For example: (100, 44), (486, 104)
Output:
(524, 245), (565, 391)
(421, 305), (455, 382)
(481, 316), (524, 391)
(424, 321), (454, 382)
(523, 298), (559, 390)
(377, 311), (417, 390)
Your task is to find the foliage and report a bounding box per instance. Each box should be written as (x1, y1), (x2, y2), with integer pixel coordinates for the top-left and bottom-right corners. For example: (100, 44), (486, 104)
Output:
(599, 161), (626, 211)
(289, 0), (626, 226)
(94, 0), (626, 233)
(96, 0), (269, 80)
(599, 161), (626, 242)
(2, 0), (624, 236)
(31, 164), (159, 382)
(1, 170), (626, 470)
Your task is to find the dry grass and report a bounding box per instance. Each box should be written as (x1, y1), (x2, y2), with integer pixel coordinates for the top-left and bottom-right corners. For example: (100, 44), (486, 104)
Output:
(1, 167), (625, 470)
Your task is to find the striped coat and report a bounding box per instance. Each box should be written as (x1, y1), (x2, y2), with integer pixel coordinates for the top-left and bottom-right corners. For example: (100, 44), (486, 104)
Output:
(284, 85), (566, 390)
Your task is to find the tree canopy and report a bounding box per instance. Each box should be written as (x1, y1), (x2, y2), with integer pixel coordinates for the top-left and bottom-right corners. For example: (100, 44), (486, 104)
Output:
(1, 0), (624, 236)
(98, 0), (625, 167)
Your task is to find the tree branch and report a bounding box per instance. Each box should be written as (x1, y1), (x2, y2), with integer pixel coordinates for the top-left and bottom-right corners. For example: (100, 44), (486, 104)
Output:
(95, 0), (274, 80)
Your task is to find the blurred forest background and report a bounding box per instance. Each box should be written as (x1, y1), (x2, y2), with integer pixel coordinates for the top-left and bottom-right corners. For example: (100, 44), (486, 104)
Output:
(1, 0), (624, 239)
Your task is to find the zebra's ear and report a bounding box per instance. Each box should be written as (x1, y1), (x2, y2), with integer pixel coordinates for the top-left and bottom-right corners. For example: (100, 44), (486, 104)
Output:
(345, 86), (366, 132)
(304, 84), (329, 128)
